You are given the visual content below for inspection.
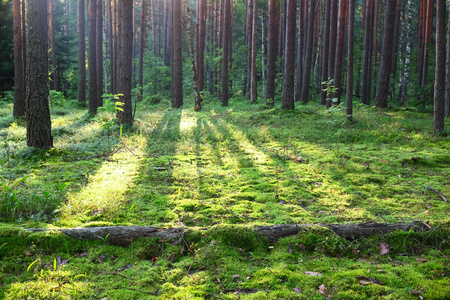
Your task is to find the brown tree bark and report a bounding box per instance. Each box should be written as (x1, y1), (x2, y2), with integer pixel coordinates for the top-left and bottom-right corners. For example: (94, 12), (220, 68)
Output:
(300, 0), (316, 104)
(296, 0), (307, 103)
(163, 0), (172, 66)
(281, 0), (296, 109)
(243, 0), (253, 97)
(320, 0), (331, 106)
(88, 0), (98, 114)
(117, 0), (134, 124)
(250, 0), (257, 103)
(361, 0), (374, 105)
(96, 0), (103, 107)
(446, 5), (450, 118)
(13, 0), (25, 118)
(375, 0), (397, 108)
(49, 0), (59, 92)
(78, 0), (86, 104)
(113, 0), (118, 94)
(197, 0), (207, 93)
(26, 0), (53, 148)
(171, 0), (183, 108)
(421, 0), (433, 107)
(327, 0), (338, 105)
(138, 0), (147, 103)
(107, 0), (113, 94)
(21, 0), (26, 86)
(333, 0), (348, 105)
(221, 0), (231, 106)
(346, 0), (355, 120)
(266, 0), (279, 106)
(433, 0), (445, 134)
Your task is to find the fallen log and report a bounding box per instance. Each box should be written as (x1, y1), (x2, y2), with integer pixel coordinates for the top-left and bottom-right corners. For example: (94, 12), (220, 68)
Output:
(25, 222), (430, 245)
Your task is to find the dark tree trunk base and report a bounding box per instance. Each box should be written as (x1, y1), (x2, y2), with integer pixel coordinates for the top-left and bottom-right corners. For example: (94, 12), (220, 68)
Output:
(26, 222), (430, 246)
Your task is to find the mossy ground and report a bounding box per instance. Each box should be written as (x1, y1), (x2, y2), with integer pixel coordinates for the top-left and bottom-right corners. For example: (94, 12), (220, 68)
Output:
(0, 96), (449, 299)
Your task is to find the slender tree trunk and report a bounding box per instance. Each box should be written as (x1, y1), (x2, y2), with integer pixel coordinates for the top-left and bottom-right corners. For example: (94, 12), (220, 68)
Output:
(250, 0), (257, 103)
(22, 0), (26, 86)
(399, 0), (411, 103)
(138, 0), (147, 103)
(326, 0), (338, 107)
(88, 0), (98, 113)
(346, 0), (355, 120)
(13, 0), (25, 117)
(49, 0), (58, 91)
(361, 0), (373, 105)
(320, 0), (331, 105)
(296, 0), (307, 103)
(375, 0), (397, 108)
(107, 0), (113, 94)
(113, 0), (118, 94)
(221, 0), (231, 106)
(243, 0), (253, 97)
(281, 0), (296, 109)
(266, 0), (279, 106)
(446, 3), (450, 117)
(433, 0), (445, 134)
(171, 0), (183, 108)
(261, 7), (266, 100)
(417, 0), (425, 87)
(26, 0), (53, 148)
(117, 0), (134, 124)
(197, 0), (206, 93)
(333, 0), (348, 105)
(96, 0), (103, 107)
(300, 0), (316, 104)
(421, 0), (433, 107)
(78, 0), (86, 104)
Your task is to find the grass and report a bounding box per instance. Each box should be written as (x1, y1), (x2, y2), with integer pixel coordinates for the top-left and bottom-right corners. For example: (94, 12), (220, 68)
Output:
(0, 96), (449, 299)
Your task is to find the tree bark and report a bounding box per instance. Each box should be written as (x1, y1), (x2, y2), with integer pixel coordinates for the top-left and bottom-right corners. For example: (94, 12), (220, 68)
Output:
(398, 0), (411, 103)
(320, 0), (331, 106)
(171, 0), (183, 108)
(88, 0), (98, 114)
(299, 0), (316, 104)
(250, 0), (257, 103)
(266, 0), (279, 106)
(106, 0), (113, 94)
(346, 0), (355, 121)
(375, 0), (397, 108)
(49, 0), (59, 92)
(117, 0), (134, 124)
(197, 0), (207, 93)
(96, 0), (103, 107)
(295, 0), (307, 103)
(281, 0), (296, 109)
(433, 0), (445, 134)
(113, 0), (118, 94)
(138, 0), (147, 102)
(26, 0), (53, 148)
(221, 0), (231, 106)
(243, 0), (253, 97)
(25, 222), (431, 246)
(78, 0), (86, 104)
(333, 0), (348, 105)
(13, 0), (25, 117)
(361, 0), (374, 105)
(446, 5), (450, 118)
(327, 0), (338, 106)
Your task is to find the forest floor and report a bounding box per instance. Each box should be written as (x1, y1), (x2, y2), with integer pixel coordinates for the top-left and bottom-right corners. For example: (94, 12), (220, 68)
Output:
(0, 95), (449, 299)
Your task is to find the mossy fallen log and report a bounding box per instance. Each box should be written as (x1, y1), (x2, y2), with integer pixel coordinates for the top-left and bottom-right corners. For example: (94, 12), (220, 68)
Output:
(25, 221), (430, 246)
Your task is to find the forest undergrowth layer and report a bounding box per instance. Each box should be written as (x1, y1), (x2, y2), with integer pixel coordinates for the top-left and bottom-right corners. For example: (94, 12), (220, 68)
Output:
(0, 97), (449, 299)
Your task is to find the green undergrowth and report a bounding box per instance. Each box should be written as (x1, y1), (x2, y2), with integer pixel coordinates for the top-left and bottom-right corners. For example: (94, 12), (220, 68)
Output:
(0, 223), (449, 299)
(0, 96), (450, 298)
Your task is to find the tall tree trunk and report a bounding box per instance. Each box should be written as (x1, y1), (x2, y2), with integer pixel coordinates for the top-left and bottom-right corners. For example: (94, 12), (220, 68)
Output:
(281, 0), (296, 109)
(88, 0), (98, 113)
(97, 0), (103, 107)
(446, 3), (450, 118)
(320, 0), (331, 105)
(433, 0), (445, 134)
(163, 0), (172, 66)
(113, 0), (118, 94)
(398, 0), (411, 103)
(346, 0), (355, 120)
(221, 0), (231, 106)
(78, 0), (86, 104)
(326, 0), (338, 103)
(197, 0), (206, 93)
(13, 0), (25, 117)
(261, 7), (266, 100)
(117, 0), (134, 124)
(183, 0), (201, 110)
(296, 0), (307, 103)
(138, 0), (147, 102)
(417, 0), (425, 87)
(375, 0), (397, 108)
(250, 0), (257, 103)
(243, 0), (253, 97)
(421, 0), (433, 107)
(26, 0), (53, 148)
(300, 0), (316, 104)
(22, 0), (26, 87)
(333, 0), (348, 105)
(107, 0), (113, 94)
(361, 0), (374, 105)
(266, 0), (278, 106)
(49, 0), (58, 91)
(171, 0), (183, 108)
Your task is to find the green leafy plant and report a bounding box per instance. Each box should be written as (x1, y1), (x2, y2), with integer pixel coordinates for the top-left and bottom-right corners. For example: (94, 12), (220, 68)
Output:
(49, 90), (65, 106)
(92, 94), (124, 145)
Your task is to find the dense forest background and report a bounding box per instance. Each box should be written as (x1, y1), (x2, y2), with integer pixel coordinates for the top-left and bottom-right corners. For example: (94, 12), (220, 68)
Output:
(0, 0), (449, 131)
